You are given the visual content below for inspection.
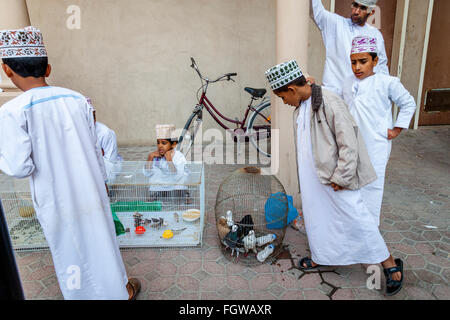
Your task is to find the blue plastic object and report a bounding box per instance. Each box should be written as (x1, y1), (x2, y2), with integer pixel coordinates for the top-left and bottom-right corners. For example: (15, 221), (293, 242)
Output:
(264, 193), (298, 229)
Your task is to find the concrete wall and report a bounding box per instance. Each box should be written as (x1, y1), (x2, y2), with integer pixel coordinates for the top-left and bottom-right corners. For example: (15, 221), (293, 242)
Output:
(25, 0), (277, 145)
(1, 0), (433, 145)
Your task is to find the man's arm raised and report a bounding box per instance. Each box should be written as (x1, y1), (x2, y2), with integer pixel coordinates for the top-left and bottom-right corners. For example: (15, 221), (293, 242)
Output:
(311, 0), (336, 31)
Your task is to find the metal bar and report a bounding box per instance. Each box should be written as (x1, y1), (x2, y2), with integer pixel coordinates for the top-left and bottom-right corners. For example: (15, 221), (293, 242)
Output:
(0, 198), (25, 300)
(393, 0), (410, 123)
(414, 0), (434, 129)
(330, 0), (335, 13)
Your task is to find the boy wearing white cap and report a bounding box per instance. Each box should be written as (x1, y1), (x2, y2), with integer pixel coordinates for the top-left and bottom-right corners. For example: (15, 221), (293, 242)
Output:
(0, 27), (140, 300)
(266, 60), (403, 296)
(310, 0), (389, 96)
(342, 35), (416, 226)
(144, 125), (189, 200)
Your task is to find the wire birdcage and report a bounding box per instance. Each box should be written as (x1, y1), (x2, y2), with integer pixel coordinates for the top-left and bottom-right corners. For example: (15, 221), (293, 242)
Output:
(0, 161), (205, 251)
(108, 161), (205, 249)
(215, 167), (288, 266)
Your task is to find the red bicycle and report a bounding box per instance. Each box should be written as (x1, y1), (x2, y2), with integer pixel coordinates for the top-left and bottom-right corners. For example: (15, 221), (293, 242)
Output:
(177, 58), (271, 157)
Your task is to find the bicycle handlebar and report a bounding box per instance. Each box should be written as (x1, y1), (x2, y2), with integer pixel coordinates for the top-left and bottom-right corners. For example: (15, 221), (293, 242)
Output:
(190, 57), (237, 83)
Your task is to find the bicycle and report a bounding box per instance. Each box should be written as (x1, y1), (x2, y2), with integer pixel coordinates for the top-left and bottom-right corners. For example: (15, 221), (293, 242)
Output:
(177, 57), (271, 158)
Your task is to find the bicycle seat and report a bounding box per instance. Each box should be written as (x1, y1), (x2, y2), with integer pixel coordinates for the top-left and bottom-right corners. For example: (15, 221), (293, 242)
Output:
(245, 87), (267, 98)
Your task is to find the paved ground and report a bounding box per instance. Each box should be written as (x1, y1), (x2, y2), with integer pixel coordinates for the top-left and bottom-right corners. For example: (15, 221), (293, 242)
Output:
(9, 126), (450, 300)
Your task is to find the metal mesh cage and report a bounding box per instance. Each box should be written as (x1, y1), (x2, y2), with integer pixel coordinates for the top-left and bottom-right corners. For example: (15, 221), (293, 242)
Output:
(215, 167), (288, 266)
(0, 161), (205, 251)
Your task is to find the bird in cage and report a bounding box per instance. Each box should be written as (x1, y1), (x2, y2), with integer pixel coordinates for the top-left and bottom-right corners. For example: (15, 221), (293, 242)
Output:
(217, 216), (230, 240)
(242, 230), (257, 256)
(236, 214), (254, 239)
(256, 233), (277, 247)
(223, 224), (243, 258)
(226, 210), (234, 227)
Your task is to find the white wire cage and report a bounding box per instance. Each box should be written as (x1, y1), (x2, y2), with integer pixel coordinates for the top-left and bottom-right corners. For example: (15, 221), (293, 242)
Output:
(0, 161), (205, 251)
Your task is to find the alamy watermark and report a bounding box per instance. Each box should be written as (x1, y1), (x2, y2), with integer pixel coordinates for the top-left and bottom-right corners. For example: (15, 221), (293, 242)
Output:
(66, 5), (81, 30)
(66, 265), (81, 290)
(366, 265), (382, 290)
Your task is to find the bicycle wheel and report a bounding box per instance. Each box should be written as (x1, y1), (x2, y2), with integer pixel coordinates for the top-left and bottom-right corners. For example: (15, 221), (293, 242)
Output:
(247, 102), (271, 158)
(177, 110), (203, 156)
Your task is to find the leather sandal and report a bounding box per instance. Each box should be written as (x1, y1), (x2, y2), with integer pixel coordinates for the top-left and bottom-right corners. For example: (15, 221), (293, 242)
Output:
(298, 257), (322, 271)
(127, 277), (141, 300)
(383, 258), (404, 296)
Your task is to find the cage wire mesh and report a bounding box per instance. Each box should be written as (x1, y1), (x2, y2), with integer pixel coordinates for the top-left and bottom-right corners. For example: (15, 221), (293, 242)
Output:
(215, 167), (289, 266)
(0, 161), (205, 251)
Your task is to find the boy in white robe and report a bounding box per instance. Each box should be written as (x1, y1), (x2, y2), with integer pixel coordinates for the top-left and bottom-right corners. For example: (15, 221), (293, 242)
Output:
(0, 27), (140, 300)
(310, 0), (389, 96)
(90, 99), (123, 184)
(342, 36), (416, 226)
(265, 60), (403, 296)
(144, 125), (189, 202)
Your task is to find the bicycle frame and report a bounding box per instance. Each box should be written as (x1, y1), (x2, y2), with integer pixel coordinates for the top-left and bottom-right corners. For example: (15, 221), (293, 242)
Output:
(189, 57), (269, 132)
(198, 93), (261, 131)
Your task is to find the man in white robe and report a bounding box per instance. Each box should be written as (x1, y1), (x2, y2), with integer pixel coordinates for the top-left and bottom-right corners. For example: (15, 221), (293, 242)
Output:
(342, 36), (416, 226)
(310, 0), (389, 96)
(0, 27), (140, 300)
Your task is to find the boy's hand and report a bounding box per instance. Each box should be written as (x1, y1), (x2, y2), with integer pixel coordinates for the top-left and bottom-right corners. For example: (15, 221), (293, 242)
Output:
(331, 183), (344, 192)
(164, 149), (174, 162)
(147, 151), (160, 162)
(388, 127), (403, 140)
(306, 76), (316, 85)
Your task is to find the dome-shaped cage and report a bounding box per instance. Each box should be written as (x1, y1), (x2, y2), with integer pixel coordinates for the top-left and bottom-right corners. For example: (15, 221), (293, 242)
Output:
(215, 167), (289, 266)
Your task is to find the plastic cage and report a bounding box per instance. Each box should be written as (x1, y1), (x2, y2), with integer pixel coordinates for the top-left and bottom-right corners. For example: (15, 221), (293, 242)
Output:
(215, 167), (288, 266)
(0, 161), (205, 251)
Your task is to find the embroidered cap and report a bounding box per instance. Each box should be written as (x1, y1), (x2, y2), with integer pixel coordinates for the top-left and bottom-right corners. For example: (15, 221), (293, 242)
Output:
(351, 36), (378, 55)
(265, 60), (303, 91)
(354, 0), (378, 8)
(156, 124), (177, 142)
(0, 26), (48, 59)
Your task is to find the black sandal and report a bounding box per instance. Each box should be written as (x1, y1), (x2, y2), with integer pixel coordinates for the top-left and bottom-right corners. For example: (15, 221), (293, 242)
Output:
(298, 257), (322, 271)
(383, 258), (404, 296)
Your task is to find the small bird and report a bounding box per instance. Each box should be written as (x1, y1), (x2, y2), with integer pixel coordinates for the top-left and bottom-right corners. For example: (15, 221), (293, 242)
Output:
(217, 216), (230, 240)
(223, 225), (242, 257)
(237, 214), (254, 239)
(226, 210), (234, 227)
(242, 230), (257, 256)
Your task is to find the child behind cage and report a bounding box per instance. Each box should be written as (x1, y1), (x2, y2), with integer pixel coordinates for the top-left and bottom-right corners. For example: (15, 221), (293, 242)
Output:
(143, 124), (190, 203)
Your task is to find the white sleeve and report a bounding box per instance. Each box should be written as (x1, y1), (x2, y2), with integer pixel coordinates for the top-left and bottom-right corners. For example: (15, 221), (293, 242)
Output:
(375, 33), (390, 75)
(172, 151), (188, 180)
(389, 78), (416, 129)
(86, 103), (108, 182)
(143, 163), (156, 177)
(0, 108), (35, 178)
(311, 0), (337, 31)
(102, 129), (120, 161)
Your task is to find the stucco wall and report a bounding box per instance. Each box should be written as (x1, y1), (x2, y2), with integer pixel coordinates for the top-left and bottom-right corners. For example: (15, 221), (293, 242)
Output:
(3, 0), (432, 146)
(25, 0), (278, 145)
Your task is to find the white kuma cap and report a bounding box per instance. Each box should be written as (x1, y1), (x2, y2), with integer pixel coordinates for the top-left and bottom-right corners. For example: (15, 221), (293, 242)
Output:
(156, 124), (177, 141)
(265, 60), (303, 91)
(354, 0), (378, 8)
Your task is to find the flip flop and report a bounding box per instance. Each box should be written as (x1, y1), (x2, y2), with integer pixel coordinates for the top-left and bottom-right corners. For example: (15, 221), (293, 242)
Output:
(127, 277), (141, 300)
(298, 257), (322, 271)
(384, 258), (404, 296)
